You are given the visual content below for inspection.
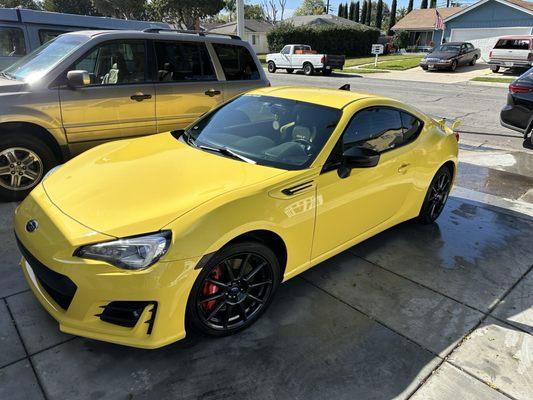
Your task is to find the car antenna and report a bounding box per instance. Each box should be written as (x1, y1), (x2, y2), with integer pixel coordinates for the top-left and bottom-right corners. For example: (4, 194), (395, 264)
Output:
(339, 84), (350, 91)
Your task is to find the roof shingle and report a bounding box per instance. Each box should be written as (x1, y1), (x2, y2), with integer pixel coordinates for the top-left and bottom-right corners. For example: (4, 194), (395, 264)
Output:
(392, 7), (463, 31)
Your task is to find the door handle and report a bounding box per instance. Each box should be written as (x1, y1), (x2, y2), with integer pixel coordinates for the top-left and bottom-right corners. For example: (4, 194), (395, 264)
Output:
(130, 93), (152, 101)
(398, 163), (410, 174)
(205, 89), (221, 97)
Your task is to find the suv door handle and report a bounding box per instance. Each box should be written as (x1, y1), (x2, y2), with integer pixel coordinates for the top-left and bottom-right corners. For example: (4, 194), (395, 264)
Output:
(205, 89), (221, 97)
(130, 93), (152, 101)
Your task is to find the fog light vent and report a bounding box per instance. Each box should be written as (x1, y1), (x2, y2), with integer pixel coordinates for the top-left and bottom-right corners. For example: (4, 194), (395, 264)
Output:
(97, 301), (157, 333)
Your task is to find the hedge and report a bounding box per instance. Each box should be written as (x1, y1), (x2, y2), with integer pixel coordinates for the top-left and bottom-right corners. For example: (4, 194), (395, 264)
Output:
(267, 23), (380, 57)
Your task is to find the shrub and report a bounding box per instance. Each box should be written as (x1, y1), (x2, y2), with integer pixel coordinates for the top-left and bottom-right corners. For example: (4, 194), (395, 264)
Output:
(392, 30), (410, 50)
(267, 23), (380, 57)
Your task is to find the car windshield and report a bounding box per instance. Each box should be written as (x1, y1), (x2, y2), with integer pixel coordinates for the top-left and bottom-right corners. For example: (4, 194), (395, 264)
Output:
(2, 34), (88, 82)
(184, 94), (342, 170)
(436, 44), (461, 52)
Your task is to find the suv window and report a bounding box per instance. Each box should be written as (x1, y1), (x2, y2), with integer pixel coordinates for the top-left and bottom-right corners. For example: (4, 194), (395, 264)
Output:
(495, 39), (531, 50)
(154, 41), (215, 82)
(212, 43), (260, 81)
(0, 27), (26, 57)
(343, 107), (404, 153)
(39, 29), (69, 45)
(73, 40), (146, 85)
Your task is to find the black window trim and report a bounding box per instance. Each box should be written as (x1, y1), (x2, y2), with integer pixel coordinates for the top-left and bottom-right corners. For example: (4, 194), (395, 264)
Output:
(321, 105), (424, 174)
(38, 28), (71, 45)
(211, 42), (261, 82)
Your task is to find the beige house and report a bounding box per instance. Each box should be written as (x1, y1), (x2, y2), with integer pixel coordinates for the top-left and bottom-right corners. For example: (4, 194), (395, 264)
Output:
(209, 19), (274, 54)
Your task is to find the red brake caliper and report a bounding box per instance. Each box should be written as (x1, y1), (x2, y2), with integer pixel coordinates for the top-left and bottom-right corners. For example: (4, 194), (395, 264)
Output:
(202, 266), (222, 311)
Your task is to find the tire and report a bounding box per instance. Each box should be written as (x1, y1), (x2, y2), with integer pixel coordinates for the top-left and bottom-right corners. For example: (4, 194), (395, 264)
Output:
(303, 63), (314, 76)
(0, 132), (58, 201)
(418, 166), (453, 224)
(286, 68), (294, 74)
(322, 68), (332, 76)
(450, 60), (457, 72)
(469, 55), (477, 66)
(186, 241), (281, 337)
(491, 65), (500, 73)
(421, 66), (428, 71)
(267, 61), (276, 73)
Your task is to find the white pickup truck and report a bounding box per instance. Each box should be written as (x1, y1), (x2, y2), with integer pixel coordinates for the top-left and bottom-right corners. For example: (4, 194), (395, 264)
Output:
(488, 36), (533, 73)
(266, 44), (345, 76)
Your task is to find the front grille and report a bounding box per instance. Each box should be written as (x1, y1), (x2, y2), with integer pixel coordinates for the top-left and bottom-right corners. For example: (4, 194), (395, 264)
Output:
(97, 301), (157, 334)
(16, 235), (77, 310)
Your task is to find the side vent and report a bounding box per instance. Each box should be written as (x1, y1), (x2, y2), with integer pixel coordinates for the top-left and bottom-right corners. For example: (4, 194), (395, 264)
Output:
(281, 181), (314, 196)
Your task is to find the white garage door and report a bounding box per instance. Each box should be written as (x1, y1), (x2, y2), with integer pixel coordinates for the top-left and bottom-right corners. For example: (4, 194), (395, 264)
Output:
(450, 27), (533, 61)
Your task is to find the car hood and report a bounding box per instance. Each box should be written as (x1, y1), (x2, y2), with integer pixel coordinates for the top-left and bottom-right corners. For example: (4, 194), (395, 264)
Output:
(427, 51), (457, 60)
(0, 77), (26, 93)
(43, 133), (286, 238)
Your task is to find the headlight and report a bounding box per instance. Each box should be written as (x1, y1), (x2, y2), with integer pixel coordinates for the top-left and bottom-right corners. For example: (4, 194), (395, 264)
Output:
(75, 231), (171, 270)
(43, 164), (62, 180)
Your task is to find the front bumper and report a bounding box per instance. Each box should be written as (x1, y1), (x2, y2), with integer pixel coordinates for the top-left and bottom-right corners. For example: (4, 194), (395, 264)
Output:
(15, 186), (201, 349)
(420, 60), (454, 70)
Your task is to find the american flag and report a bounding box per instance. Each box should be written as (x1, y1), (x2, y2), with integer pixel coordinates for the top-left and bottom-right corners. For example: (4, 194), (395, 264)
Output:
(435, 10), (445, 30)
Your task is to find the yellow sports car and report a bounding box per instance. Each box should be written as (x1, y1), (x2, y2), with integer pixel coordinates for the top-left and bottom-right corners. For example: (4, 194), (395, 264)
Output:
(14, 86), (458, 348)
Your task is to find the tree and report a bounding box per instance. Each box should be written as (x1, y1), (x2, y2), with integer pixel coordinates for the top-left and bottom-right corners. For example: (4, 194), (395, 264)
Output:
(430, 0), (437, 7)
(360, 0), (367, 25)
(348, 1), (355, 20)
(366, 0), (372, 25)
(0, 0), (41, 9)
(42, 0), (96, 15)
(354, 1), (360, 22)
(94, 0), (148, 20)
(337, 3), (343, 17)
(420, 0), (428, 9)
(294, 0), (326, 16)
(261, 0), (278, 23)
(375, 0), (383, 29)
(245, 4), (265, 20)
(278, 0), (287, 20)
(343, 2), (349, 18)
(148, 0), (224, 29)
(388, 0), (397, 34)
(407, 0), (413, 12)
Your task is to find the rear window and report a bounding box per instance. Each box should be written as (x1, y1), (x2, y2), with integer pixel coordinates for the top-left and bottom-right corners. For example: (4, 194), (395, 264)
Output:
(494, 39), (531, 50)
(517, 68), (533, 85)
(0, 27), (26, 57)
(212, 43), (260, 81)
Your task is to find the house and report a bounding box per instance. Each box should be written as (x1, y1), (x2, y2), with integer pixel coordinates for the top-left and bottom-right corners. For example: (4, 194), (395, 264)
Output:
(392, 0), (533, 59)
(209, 19), (274, 54)
(283, 13), (367, 27)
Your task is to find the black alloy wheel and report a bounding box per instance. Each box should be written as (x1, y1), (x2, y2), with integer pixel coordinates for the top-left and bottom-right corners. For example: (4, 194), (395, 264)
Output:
(418, 167), (452, 224)
(187, 242), (280, 336)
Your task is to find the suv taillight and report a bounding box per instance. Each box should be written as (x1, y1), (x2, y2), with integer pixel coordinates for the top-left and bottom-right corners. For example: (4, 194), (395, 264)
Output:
(489, 50), (492, 59)
(509, 83), (533, 93)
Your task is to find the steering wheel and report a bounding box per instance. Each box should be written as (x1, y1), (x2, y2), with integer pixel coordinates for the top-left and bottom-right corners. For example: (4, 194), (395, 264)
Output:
(293, 138), (313, 154)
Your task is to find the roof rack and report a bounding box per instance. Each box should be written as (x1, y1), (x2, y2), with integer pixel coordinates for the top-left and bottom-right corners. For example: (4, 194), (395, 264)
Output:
(142, 28), (240, 40)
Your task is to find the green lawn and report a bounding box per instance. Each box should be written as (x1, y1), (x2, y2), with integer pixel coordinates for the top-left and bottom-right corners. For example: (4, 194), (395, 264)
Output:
(365, 57), (423, 70)
(344, 54), (422, 68)
(471, 76), (516, 84)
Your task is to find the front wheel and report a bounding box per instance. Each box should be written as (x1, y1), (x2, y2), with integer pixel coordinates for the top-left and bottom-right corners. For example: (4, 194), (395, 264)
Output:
(0, 132), (58, 201)
(187, 241), (280, 337)
(303, 63), (314, 76)
(470, 56), (477, 66)
(418, 166), (453, 224)
(267, 61), (276, 73)
(450, 60), (457, 71)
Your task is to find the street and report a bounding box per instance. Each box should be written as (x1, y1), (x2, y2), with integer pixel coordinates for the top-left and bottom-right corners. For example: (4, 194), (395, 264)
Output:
(268, 71), (526, 150)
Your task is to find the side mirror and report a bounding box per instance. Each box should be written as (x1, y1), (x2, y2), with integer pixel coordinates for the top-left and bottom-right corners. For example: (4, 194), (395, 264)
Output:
(67, 70), (90, 88)
(338, 146), (380, 178)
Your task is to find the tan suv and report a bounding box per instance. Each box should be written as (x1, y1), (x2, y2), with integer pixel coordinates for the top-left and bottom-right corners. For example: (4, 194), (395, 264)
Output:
(0, 29), (269, 200)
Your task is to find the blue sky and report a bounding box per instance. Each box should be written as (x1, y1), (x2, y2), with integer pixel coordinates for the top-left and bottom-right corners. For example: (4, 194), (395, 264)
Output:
(247, 0), (426, 18)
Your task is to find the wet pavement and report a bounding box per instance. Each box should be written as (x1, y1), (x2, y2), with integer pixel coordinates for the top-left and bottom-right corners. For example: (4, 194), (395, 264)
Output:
(0, 145), (531, 400)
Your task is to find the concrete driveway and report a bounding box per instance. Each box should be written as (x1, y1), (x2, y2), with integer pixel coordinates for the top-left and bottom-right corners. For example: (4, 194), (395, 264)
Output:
(0, 143), (531, 400)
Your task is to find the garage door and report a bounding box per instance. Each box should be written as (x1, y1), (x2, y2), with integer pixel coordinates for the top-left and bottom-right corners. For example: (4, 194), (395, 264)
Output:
(450, 27), (533, 61)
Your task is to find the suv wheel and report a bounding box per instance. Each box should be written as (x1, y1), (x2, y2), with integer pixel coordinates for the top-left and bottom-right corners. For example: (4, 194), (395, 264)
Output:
(491, 65), (500, 73)
(303, 63), (314, 76)
(0, 133), (58, 201)
(267, 61), (276, 73)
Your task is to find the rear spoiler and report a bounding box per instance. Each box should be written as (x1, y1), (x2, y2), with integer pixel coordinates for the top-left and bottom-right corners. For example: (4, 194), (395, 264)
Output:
(435, 117), (461, 132)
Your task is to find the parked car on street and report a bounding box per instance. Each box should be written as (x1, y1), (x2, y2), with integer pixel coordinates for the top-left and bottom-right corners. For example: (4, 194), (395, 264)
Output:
(266, 44), (345, 75)
(14, 86), (458, 349)
(0, 29), (268, 201)
(488, 36), (532, 73)
(419, 42), (480, 71)
(0, 8), (169, 69)
(500, 67), (533, 145)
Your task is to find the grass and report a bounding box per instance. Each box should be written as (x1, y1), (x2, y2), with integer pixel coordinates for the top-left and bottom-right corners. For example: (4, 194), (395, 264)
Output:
(344, 54), (422, 68)
(340, 68), (389, 74)
(471, 76), (516, 84)
(365, 57), (423, 70)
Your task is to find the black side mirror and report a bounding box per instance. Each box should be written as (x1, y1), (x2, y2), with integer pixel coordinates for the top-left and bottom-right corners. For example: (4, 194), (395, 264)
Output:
(338, 146), (380, 178)
(66, 70), (90, 88)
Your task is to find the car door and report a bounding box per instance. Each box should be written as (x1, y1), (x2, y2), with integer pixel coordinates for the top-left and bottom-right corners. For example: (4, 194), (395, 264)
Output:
(279, 45), (291, 68)
(211, 42), (267, 102)
(152, 40), (224, 132)
(459, 44), (470, 65)
(59, 39), (156, 147)
(311, 107), (421, 259)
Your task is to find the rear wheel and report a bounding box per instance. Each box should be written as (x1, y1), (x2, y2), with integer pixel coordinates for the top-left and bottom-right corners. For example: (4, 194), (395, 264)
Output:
(286, 68), (294, 74)
(303, 63), (314, 76)
(267, 61), (276, 73)
(469, 55), (478, 66)
(491, 65), (500, 73)
(187, 241), (280, 337)
(418, 166), (453, 224)
(0, 132), (58, 201)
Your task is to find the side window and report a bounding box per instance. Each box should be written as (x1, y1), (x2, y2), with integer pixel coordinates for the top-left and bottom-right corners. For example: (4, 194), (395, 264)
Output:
(154, 41), (215, 82)
(400, 112), (423, 144)
(72, 41), (146, 85)
(0, 27), (26, 57)
(343, 108), (403, 153)
(39, 30), (69, 45)
(281, 46), (290, 54)
(213, 43), (260, 81)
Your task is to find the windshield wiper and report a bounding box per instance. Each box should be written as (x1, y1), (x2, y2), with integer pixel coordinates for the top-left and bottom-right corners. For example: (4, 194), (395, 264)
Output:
(198, 145), (256, 164)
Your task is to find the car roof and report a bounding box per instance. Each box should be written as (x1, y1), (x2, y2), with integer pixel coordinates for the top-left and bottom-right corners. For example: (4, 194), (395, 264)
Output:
(248, 86), (378, 109)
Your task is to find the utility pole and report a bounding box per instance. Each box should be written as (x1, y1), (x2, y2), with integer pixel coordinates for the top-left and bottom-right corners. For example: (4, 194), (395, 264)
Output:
(237, 0), (245, 38)
(326, 0), (330, 13)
